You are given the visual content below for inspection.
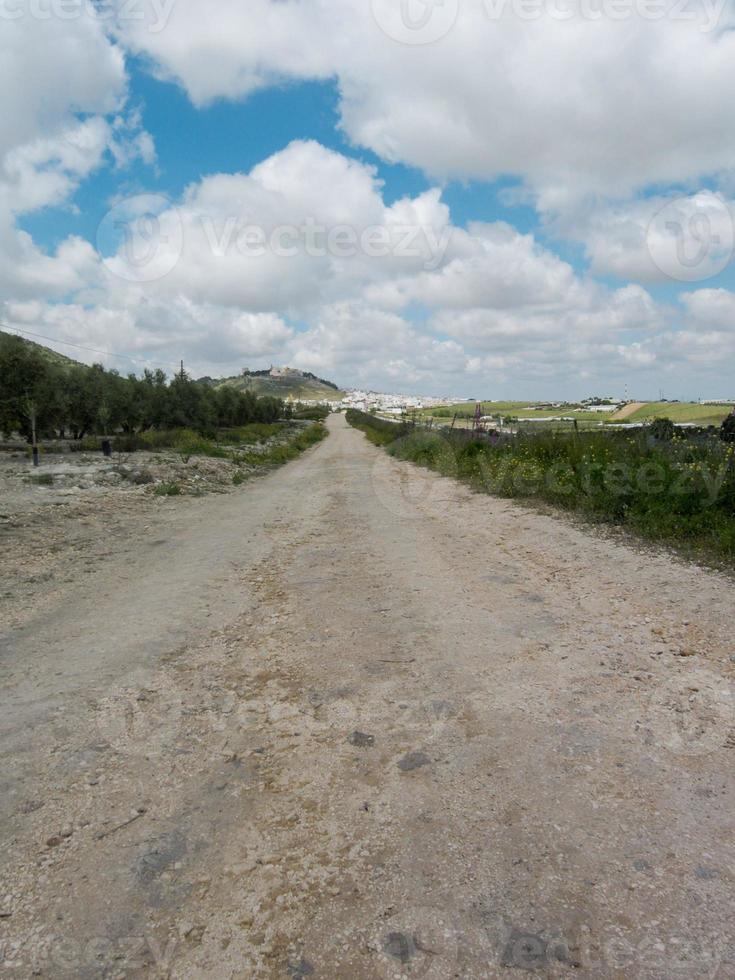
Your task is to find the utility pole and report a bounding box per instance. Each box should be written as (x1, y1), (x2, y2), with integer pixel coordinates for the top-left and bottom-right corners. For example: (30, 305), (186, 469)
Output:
(28, 398), (39, 467)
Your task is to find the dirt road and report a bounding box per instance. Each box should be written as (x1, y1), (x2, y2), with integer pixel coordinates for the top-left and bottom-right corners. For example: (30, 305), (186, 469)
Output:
(1, 414), (734, 978)
(608, 403), (646, 422)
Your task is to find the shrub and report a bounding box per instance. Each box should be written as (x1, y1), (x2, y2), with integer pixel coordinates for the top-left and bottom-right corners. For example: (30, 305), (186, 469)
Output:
(72, 437), (103, 452)
(172, 429), (229, 458)
(291, 405), (330, 421)
(650, 417), (675, 441)
(721, 413), (735, 443)
(28, 472), (54, 486)
(345, 409), (408, 446)
(218, 423), (282, 445)
(154, 481), (182, 496)
(234, 422), (327, 469)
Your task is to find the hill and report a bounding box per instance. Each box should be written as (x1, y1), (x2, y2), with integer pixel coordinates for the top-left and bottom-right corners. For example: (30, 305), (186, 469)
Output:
(1, 333), (344, 401)
(215, 370), (344, 402)
(0, 329), (81, 369)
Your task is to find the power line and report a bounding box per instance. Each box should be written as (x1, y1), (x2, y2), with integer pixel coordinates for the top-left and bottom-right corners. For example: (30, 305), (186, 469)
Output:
(1, 322), (145, 364)
(0, 321), (198, 376)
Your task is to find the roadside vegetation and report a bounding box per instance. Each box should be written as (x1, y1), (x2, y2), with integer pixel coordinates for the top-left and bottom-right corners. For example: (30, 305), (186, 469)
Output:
(1, 333), (329, 493)
(233, 421), (328, 469)
(347, 409), (735, 563)
(345, 409), (409, 446)
(290, 404), (331, 422)
(0, 333), (285, 443)
(73, 422), (284, 456)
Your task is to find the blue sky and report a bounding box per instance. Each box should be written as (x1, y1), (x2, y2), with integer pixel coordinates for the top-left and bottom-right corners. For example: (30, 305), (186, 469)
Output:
(2, 2), (735, 399)
(21, 66), (543, 255)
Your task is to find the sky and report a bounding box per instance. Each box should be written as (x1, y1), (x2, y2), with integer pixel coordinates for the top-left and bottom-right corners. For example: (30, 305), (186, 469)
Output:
(2, 0), (735, 399)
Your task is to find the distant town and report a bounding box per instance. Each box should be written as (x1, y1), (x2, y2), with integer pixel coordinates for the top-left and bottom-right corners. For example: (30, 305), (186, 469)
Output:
(325, 390), (462, 413)
(253, 367), (734, 422)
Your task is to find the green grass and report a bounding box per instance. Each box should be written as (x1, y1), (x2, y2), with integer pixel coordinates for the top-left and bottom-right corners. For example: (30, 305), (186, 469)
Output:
(154, 481), (183, 497)
(422, 402), (616, 424)
(512, 420), (608, 433)
(423, 400), (735, 428)
(236, 422), (327, 467)
(514, 411), (616, 422)
(79, 425), (284, 458)
(27, 472), (54, 486)
(217, 423), (283, 445)
(172, 429), (231, 459)
(612, 402), (733, 425)
(346, 410), (735, 564)
(290, 405), (331, 421)
(142, 423), (327, 498)
(423, 401), (530, 418)
(344, 409), (408, 446)
(78, 421), (327, 479)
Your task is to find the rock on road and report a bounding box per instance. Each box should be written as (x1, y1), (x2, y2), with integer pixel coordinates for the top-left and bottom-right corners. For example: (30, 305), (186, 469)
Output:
(1, 414), (734, 978)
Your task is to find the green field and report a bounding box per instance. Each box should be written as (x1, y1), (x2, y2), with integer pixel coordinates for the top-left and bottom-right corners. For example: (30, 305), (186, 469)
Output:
(423, 400), (734, 427)
(423, 401), (533, 418)
(421, 402), (614, 425)
(612, 402), (733, 426)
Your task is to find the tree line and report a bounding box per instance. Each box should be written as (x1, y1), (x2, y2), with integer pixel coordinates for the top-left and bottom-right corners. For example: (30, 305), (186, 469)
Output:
(0, 335), (285, 442)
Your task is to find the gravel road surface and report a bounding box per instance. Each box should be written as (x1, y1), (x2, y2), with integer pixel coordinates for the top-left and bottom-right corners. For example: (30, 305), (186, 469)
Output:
(1, 413), (733, 978)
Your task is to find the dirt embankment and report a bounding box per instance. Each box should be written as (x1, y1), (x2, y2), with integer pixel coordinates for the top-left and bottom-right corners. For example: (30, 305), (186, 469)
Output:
(609, 402), (647, 421)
